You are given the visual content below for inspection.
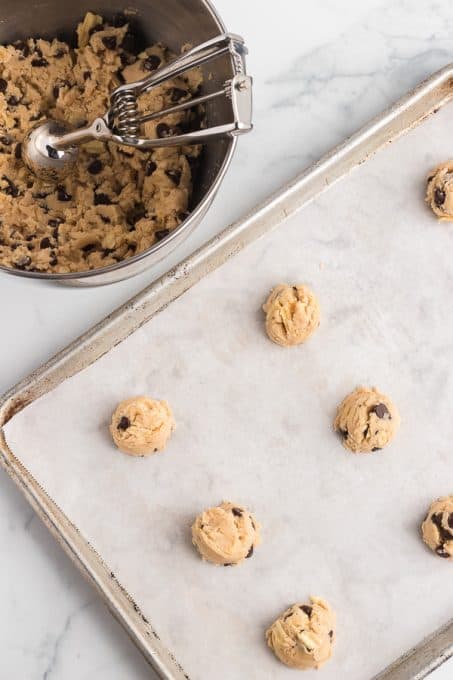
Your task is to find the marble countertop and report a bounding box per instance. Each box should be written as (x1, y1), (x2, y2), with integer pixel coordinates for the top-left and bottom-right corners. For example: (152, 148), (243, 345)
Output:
(1, 0), (453, 677)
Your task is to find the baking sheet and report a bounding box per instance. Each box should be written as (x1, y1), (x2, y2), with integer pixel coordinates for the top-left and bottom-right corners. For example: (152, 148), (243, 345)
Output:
(5, 103), (453, 680)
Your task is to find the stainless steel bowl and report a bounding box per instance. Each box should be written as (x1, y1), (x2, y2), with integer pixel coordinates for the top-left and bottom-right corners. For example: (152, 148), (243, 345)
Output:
(0, 0), (239, 286)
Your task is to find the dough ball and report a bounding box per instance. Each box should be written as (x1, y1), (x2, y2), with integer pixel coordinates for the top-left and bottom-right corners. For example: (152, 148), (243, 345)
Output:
(266, 597), (336, 670)
(110, 396), (175, 456)
(421, 496), (453, 560)
(191, 501), (261, 566)
(263, 283), (320, 347)
(334, 386), (400, 453)
(426, 163), (453, 220)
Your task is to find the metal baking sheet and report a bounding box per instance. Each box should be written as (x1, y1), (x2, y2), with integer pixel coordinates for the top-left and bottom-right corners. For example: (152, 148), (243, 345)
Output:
(2, 66), (453, 680)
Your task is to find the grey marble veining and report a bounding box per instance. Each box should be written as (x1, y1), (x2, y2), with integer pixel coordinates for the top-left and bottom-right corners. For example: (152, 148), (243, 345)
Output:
(2, 1), (453, 677)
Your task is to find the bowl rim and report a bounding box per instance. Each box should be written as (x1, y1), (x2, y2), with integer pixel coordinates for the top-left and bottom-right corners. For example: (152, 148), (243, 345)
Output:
(0, 0), (237, 282)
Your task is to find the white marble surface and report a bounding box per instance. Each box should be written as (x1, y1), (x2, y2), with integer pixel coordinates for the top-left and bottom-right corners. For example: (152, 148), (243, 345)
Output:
(2, 0), (453, 677)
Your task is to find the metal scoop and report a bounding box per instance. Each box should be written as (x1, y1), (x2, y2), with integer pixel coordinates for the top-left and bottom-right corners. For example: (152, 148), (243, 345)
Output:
(22, 33), (252, 182)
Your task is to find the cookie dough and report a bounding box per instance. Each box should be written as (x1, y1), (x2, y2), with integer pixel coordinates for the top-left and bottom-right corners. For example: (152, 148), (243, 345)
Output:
(266, 597), (336, 670)
(421, 496), (453, 560)
(191, 501), (261, 566)
(110, 396), (175, 456)
(0, 12), (203, 273)
(426, 162), (453, 220)
(263, 283), (320, 347)
(334, 386), (400, 453)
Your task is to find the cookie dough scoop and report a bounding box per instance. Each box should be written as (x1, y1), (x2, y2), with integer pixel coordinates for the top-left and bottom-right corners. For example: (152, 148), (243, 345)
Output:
(22, 33), (253, 182)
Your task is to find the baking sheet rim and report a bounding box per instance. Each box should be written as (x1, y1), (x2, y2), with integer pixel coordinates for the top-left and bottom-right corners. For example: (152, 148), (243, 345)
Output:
(2, 64), (453, 680)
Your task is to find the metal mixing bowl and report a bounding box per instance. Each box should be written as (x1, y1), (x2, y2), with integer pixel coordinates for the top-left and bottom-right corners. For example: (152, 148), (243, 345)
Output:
(0, 0), (239, 285)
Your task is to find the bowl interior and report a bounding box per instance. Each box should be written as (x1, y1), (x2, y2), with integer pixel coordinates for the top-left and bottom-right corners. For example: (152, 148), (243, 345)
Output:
(0, 0), (233, 273)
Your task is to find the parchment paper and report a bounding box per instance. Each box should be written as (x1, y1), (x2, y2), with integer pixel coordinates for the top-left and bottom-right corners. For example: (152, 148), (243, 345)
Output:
(5, 105), (453, 680)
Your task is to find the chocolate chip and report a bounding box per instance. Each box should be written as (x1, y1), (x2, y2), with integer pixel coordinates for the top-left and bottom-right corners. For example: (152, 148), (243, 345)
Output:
(117, 416), (130, 430)
(34, 191), (49, 199)
(127, 202), (146, 225)
(49, 252), (58, 266)
(94, 193), (112, 205)
(54, 48), (66, 59)
(0, 136), (12, 146)
(329, 630), (334, 639)
(46, 145), (59, 160)
(100, 215), (111, 224)
(14, 41), (30, 58)
(52, 85), (60, 99)
(2, 176), (19, 197)
(88, 159), (103, 175)
(83, 71), (90, 81)
(120, 52), (135, 66)
(156, 122), (173, 138)
(246, 545), (254, 558)
(102, 36), (117, 50)
(7, 96), (20, 106)
(300, 605), (313, 617)
(40, 237), (51, 249)
(82, 243), (97, 254)
(102, 248), (115, 257)
(223, 563), (233, 567)
(0, 79), (7, 93)
(57, 186), (72, 202)
(112, 12), (128, 27)
(372, 403), (390, 419)
(434, 188), (446, 207)
(48, 219), (61, 240)
(15, 143), (22, 160)
(31, 57), (48, 67)
(116, 69), (126, 84)
(339, 428), (348, 439)
(232, 507), (243, 517)
(143, 55), (161, 71)
(14, 255), (31, 269)
(171, 87), (188, 102)
(435, 546), (450, 558)
(372, 447), (382, 452)
(165, 169), (182, 185)
(146, 161), (157, 176)
(155, 229), (170, 241)
(448, 514), (453, 529)
(431, 513), (453, 544)
(283, 611), (293, 621)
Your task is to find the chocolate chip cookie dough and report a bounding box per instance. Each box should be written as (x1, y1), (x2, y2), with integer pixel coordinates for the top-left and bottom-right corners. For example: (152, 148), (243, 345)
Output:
(334, 386), (400, 453)
(426, 162), (453, 220)
(0, 12), (203, 273)
(266, 597), (336, 670)
(110, 396), (175, 456)
(421, 496), (453, 560)
(191, 501), (261, 566)
(263, 283), (320, 347)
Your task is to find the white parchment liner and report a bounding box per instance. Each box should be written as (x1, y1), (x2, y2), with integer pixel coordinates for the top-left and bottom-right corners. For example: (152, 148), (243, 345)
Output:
(5, 106), (453, 679)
